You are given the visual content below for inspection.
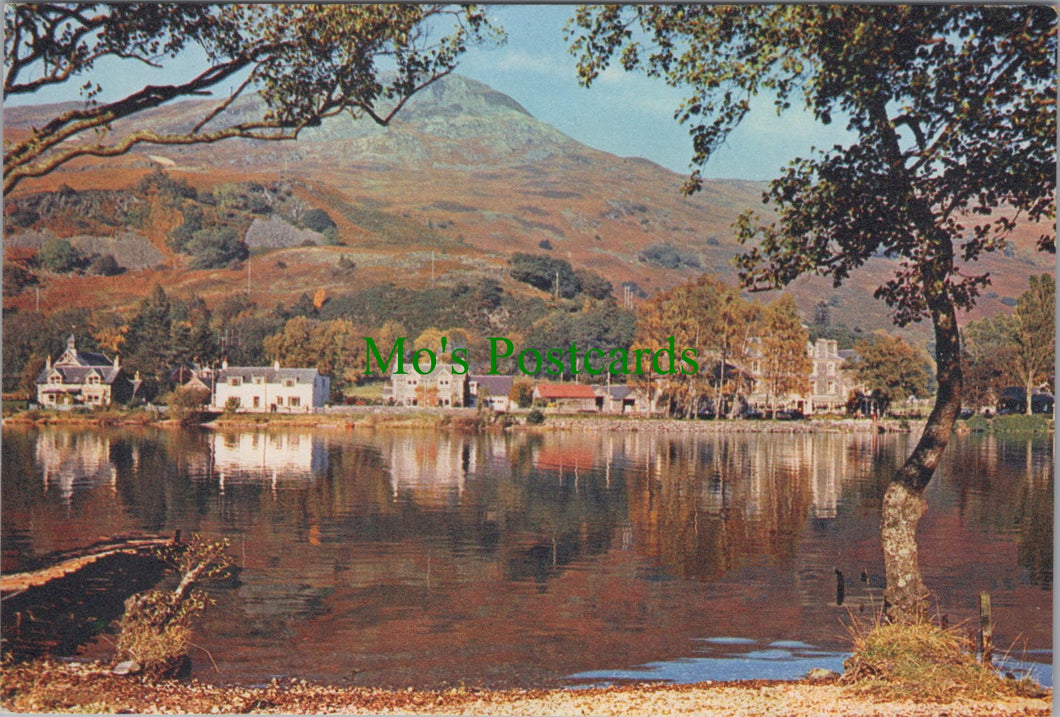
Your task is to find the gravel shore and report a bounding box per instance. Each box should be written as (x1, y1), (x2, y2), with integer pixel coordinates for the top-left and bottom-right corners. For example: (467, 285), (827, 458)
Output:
(1, 661), (1051, 716)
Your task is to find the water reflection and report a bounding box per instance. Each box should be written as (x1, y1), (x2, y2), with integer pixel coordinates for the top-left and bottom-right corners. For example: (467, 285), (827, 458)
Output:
(1, 425), (1051, 688)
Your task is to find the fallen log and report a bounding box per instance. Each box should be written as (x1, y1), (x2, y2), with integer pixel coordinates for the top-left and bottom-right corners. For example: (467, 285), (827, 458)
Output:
(1, 535), (177, 596)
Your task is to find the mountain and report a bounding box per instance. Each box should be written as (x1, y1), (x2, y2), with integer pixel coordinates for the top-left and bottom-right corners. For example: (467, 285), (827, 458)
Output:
(4, 75), (1052, 347)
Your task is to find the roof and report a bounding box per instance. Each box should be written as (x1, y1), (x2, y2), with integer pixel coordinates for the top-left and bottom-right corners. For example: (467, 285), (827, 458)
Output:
(217, 367), (321, 383)
(534, 383), (597, 400)
(469, 375), (514, 394)
(598, 385), (632, 400)
(36, 365), (122, 385)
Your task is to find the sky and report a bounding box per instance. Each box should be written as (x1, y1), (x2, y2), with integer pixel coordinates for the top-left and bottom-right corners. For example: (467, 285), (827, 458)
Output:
(4, 4), (853, 181)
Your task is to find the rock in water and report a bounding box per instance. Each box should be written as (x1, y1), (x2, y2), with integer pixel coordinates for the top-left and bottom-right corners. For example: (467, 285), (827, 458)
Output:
(804, 667), (840, 681)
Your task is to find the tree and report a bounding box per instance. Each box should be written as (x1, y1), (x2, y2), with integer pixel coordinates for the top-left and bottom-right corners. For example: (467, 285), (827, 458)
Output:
(509, 378), (535, 409)
(124, 284), (174, 399)
(755, 295), (811, 416)
(633, 274), (750, 417)
(961, 315), (1016, 411)
(263, 316), (367, 401)
(1011, 274), (1055, 414)
(509, 253), (580, 299)
(4, 5), (498, 192)
(570, 5), (1056, 621)
(850, 333), (932, 405)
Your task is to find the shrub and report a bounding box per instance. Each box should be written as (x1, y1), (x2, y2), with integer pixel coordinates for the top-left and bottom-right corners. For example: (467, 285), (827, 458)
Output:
(301, 208), (336, 234)
(992, 414), (1052, 434)
(167, 386), (212, 425)
(526, 408), (545, 425)
(88, 254), (124, 276)
(115, 536), (231, 677)
(185, 227), (248, 269)
(37, 238), (87, 274)
(637, 242), (700, 269)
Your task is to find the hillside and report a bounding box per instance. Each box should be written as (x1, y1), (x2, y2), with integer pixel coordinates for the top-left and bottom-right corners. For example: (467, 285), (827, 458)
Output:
(4, 75), (1053, 348)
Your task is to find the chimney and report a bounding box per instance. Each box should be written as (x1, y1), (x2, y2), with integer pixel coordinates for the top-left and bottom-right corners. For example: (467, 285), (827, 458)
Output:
(114, 354), (120, 369)
(46, 355), (52, 370)
(222, 358), (229, 370)
(273, 359), (280, 370)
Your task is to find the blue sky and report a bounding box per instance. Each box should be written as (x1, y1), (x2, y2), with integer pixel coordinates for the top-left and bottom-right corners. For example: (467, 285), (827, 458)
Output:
(460, 5), (851, 180)
(5, 4), (852, 181)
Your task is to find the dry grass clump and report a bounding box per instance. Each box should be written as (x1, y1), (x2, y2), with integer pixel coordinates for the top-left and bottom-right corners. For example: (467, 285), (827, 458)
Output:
(841, 618), (1022, 702)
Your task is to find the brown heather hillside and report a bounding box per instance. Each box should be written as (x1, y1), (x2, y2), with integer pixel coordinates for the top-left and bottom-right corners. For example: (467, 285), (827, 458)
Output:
(4, 76), (1053, 345)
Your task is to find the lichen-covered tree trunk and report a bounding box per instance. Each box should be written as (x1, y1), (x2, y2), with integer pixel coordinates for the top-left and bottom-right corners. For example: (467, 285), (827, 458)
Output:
(881, 278), (963, 624)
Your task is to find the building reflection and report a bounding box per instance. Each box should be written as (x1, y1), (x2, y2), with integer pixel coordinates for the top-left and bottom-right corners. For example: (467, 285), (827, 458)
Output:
(35, 430), (118, 504)
(212, 431), (326, 491)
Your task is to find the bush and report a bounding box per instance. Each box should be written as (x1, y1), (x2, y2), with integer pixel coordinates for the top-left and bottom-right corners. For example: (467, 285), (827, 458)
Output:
(167, 386), (212, 425)
(526, 408), (545, 425)
(88, 253), (124, 276)
(637, 242), (700, 269)
(116, 536), (231, 676)
(185, 227), (248, 269)
(301, 208), (336, 234)
(992, 413), (1052, 433)
(37, 237), (87, 274)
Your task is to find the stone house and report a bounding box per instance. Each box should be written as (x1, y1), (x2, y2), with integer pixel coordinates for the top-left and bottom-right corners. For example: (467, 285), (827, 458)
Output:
(35, 335), (140, 409)
(384, 364), (467, 407)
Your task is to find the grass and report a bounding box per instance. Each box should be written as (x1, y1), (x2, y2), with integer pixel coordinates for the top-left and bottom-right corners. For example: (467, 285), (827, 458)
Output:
(841, 616), (1032, 702)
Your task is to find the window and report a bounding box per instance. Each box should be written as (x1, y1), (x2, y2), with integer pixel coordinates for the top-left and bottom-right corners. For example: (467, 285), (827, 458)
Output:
(276, 397), (284, 407)
(49, 373), (63, 384)
(827, 362), (835, 376)
(283, 379), (295, 388)
(229, 377), (242, 386)
(827, 380), (836, 394)
(87, 373), (100, 385)
(254, 376), (264, 385)
(253, 396), (261, 408)
(289, 396), (301, 408)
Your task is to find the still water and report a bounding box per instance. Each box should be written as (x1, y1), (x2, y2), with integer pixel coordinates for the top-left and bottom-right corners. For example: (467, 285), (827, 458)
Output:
(1, 426), (1052, 688)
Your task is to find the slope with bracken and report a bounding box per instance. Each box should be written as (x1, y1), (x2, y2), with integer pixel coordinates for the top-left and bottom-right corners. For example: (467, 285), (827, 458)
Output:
(4, 75), (1051, 344)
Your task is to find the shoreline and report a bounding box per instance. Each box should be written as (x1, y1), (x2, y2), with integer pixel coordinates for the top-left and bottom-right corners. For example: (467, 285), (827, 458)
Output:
(0, 660), (1051, 716)
(1, 407), (926, 434)
(3, 408), (1051, 437)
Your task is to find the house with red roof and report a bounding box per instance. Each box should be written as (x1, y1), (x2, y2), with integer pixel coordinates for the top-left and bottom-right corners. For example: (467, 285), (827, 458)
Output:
(532, 382), (599, 413)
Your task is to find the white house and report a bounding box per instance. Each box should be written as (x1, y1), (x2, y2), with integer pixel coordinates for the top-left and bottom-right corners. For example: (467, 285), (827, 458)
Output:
(212, 360), (329, 412)
(468, 374), (514, 412)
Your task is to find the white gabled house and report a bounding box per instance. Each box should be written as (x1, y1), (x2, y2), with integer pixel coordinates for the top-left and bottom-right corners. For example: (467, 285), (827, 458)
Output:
(212, 360), (329, 412)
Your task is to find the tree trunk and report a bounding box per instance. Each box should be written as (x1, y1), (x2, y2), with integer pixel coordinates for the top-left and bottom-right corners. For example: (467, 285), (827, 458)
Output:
(1025, 379), (1034, 415)
(865, 95), (965, 625)
(880, 281), (963, 624)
